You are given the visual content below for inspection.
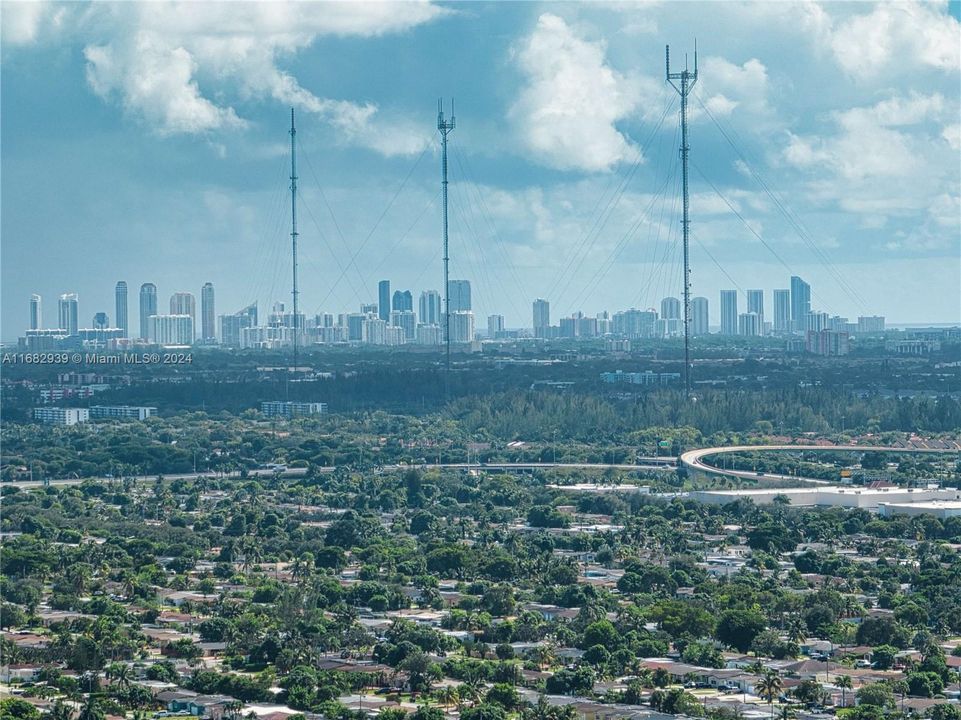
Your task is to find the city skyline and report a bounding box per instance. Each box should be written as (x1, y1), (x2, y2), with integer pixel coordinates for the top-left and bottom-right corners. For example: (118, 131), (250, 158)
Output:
(2, 1), (959, 340)
(20, 271), (893, 346)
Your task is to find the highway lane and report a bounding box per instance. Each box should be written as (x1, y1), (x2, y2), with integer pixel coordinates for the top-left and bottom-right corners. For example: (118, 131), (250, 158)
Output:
(4, 466), (310, 489)
(680, 444), (958, 485)
(389, 460), (674, 472)
(3, 459), (674, 489)
(7, 444), (953, 490)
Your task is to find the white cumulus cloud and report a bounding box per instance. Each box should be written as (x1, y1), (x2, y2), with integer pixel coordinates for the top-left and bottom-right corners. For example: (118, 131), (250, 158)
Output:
(11, 1), (447, 152)
(830, 2), (960, 79)
(509, 13), (647, 173)
(783, 91), (960, 229)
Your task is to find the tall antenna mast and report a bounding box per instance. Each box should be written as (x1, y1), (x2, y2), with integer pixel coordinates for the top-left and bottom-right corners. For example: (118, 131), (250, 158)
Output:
(437, 98), (455, 380)
(289, 107), (299, 397)
(666, 43), (698, 398)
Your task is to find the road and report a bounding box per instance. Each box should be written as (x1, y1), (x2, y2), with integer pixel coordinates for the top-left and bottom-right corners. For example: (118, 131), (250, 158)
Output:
(0, 458), (677, 488)
(680, 444), (957, 485)
(9, 444), (952, 490)
(390, 460), (675, 472)
(4, 466), (310, 489)
(4, 459), (674, 489)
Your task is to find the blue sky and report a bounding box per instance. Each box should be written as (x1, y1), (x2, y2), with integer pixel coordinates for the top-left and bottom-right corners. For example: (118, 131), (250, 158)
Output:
(2, 1), (959, 338)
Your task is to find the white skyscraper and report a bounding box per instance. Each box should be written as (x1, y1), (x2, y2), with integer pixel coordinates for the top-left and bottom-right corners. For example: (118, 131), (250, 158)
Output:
(58, 293), (79, 335)
(390, 310), (416, 341)
(448, 280), (471, 312)
(691, 296), (709, 335)
(791, 276), (811, 331)
(362, 316), (388, 344)
(416, 324), (442, 345)
(738, 312), (761, 336)
(419, 290), (441, 326)
(115, 282), (128, 337)
(773, 289), (791, 334)
(170, 292), (197, 339)
(487, 314), (505, 338)
(450, 311), (475, 343)
(660, 296), (681, 320)
(805, 311), (830, 332)
(747, 289), (764, 330)
(139, 283), (157, 340)
(720, 290), (738, 336)
(533, 298), (550, 338)
(29, 294), (42, 330)
(201, 283), (216, 343)
(149, 314), (194, 345)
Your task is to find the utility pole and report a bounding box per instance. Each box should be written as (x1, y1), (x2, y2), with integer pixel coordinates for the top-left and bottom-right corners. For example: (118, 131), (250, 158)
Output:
(289, 108), (300, 400)
(437, 99), (455, 384)
(666, 44), (698, 398)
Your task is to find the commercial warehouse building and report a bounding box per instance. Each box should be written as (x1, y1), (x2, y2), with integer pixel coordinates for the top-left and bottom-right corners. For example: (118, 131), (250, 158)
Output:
(878, 501), (961, 519)
(690, 485), (961, 511)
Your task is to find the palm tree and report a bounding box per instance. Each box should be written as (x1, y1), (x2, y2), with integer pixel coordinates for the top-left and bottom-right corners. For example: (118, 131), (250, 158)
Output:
(832, 675), (852, 708)
(459, 673), (484, 706)
(77, 696), (104, 720)
(49, 701), (74, 720)
(106, 662), (132, 689)
(757, 672), (783, 719)
(223, 700), (244, 720)
(440, 686), (459, 710)
(786, 615), (807, 645)
(525, 695), (554, 720)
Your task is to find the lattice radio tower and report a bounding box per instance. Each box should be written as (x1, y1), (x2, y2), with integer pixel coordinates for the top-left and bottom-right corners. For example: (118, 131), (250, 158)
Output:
(666, 44), (697, 398)
(437, 99), (455, 376)
(288, 108), (300, 400)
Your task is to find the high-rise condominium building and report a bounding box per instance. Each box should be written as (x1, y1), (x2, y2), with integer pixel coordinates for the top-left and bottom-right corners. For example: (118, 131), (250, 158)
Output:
(115, 281), (128, 337)
(660, 296), (681, 320)
(419, 290), (441, 326)
(58, 293), (79, 336)
(738, 312), (761, 337)
(220, 304), (258, 347)
(806, 329), (850, 356)
(149, 314), (194, 345)
(720, 290), (738, 336)
(29, 294), (42, 330)
(857, 316), (886, 335)
(450, 311), (475, 343)
(747, 289), (764, 330)
(790, 276), (811, 331)
(201, 283), (216, 342)
(533, 299), (550, 338)
(612, 308), (657, 338)
(773, 289), (791, 334)
(170, 292), (196, 339)
(448, 280), (471, 312)
(390, 310), (416, 341)
(805, 311), (829, 333)
(392, 290), (413, 313)
(378, 280), (391, 322)
(691, 296), (709, 335)
(139, 283), (157, 340)
(416, 324), (441, 345)
(488, 314), (505, 338)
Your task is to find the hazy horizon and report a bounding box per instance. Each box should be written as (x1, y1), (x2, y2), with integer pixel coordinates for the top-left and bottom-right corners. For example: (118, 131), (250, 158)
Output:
(3, 1), (960, 340)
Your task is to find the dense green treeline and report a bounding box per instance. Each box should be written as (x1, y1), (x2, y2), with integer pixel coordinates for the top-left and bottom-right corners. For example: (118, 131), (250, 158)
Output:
(450, 389), (961, 439)
(3, 388), (959, 482)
